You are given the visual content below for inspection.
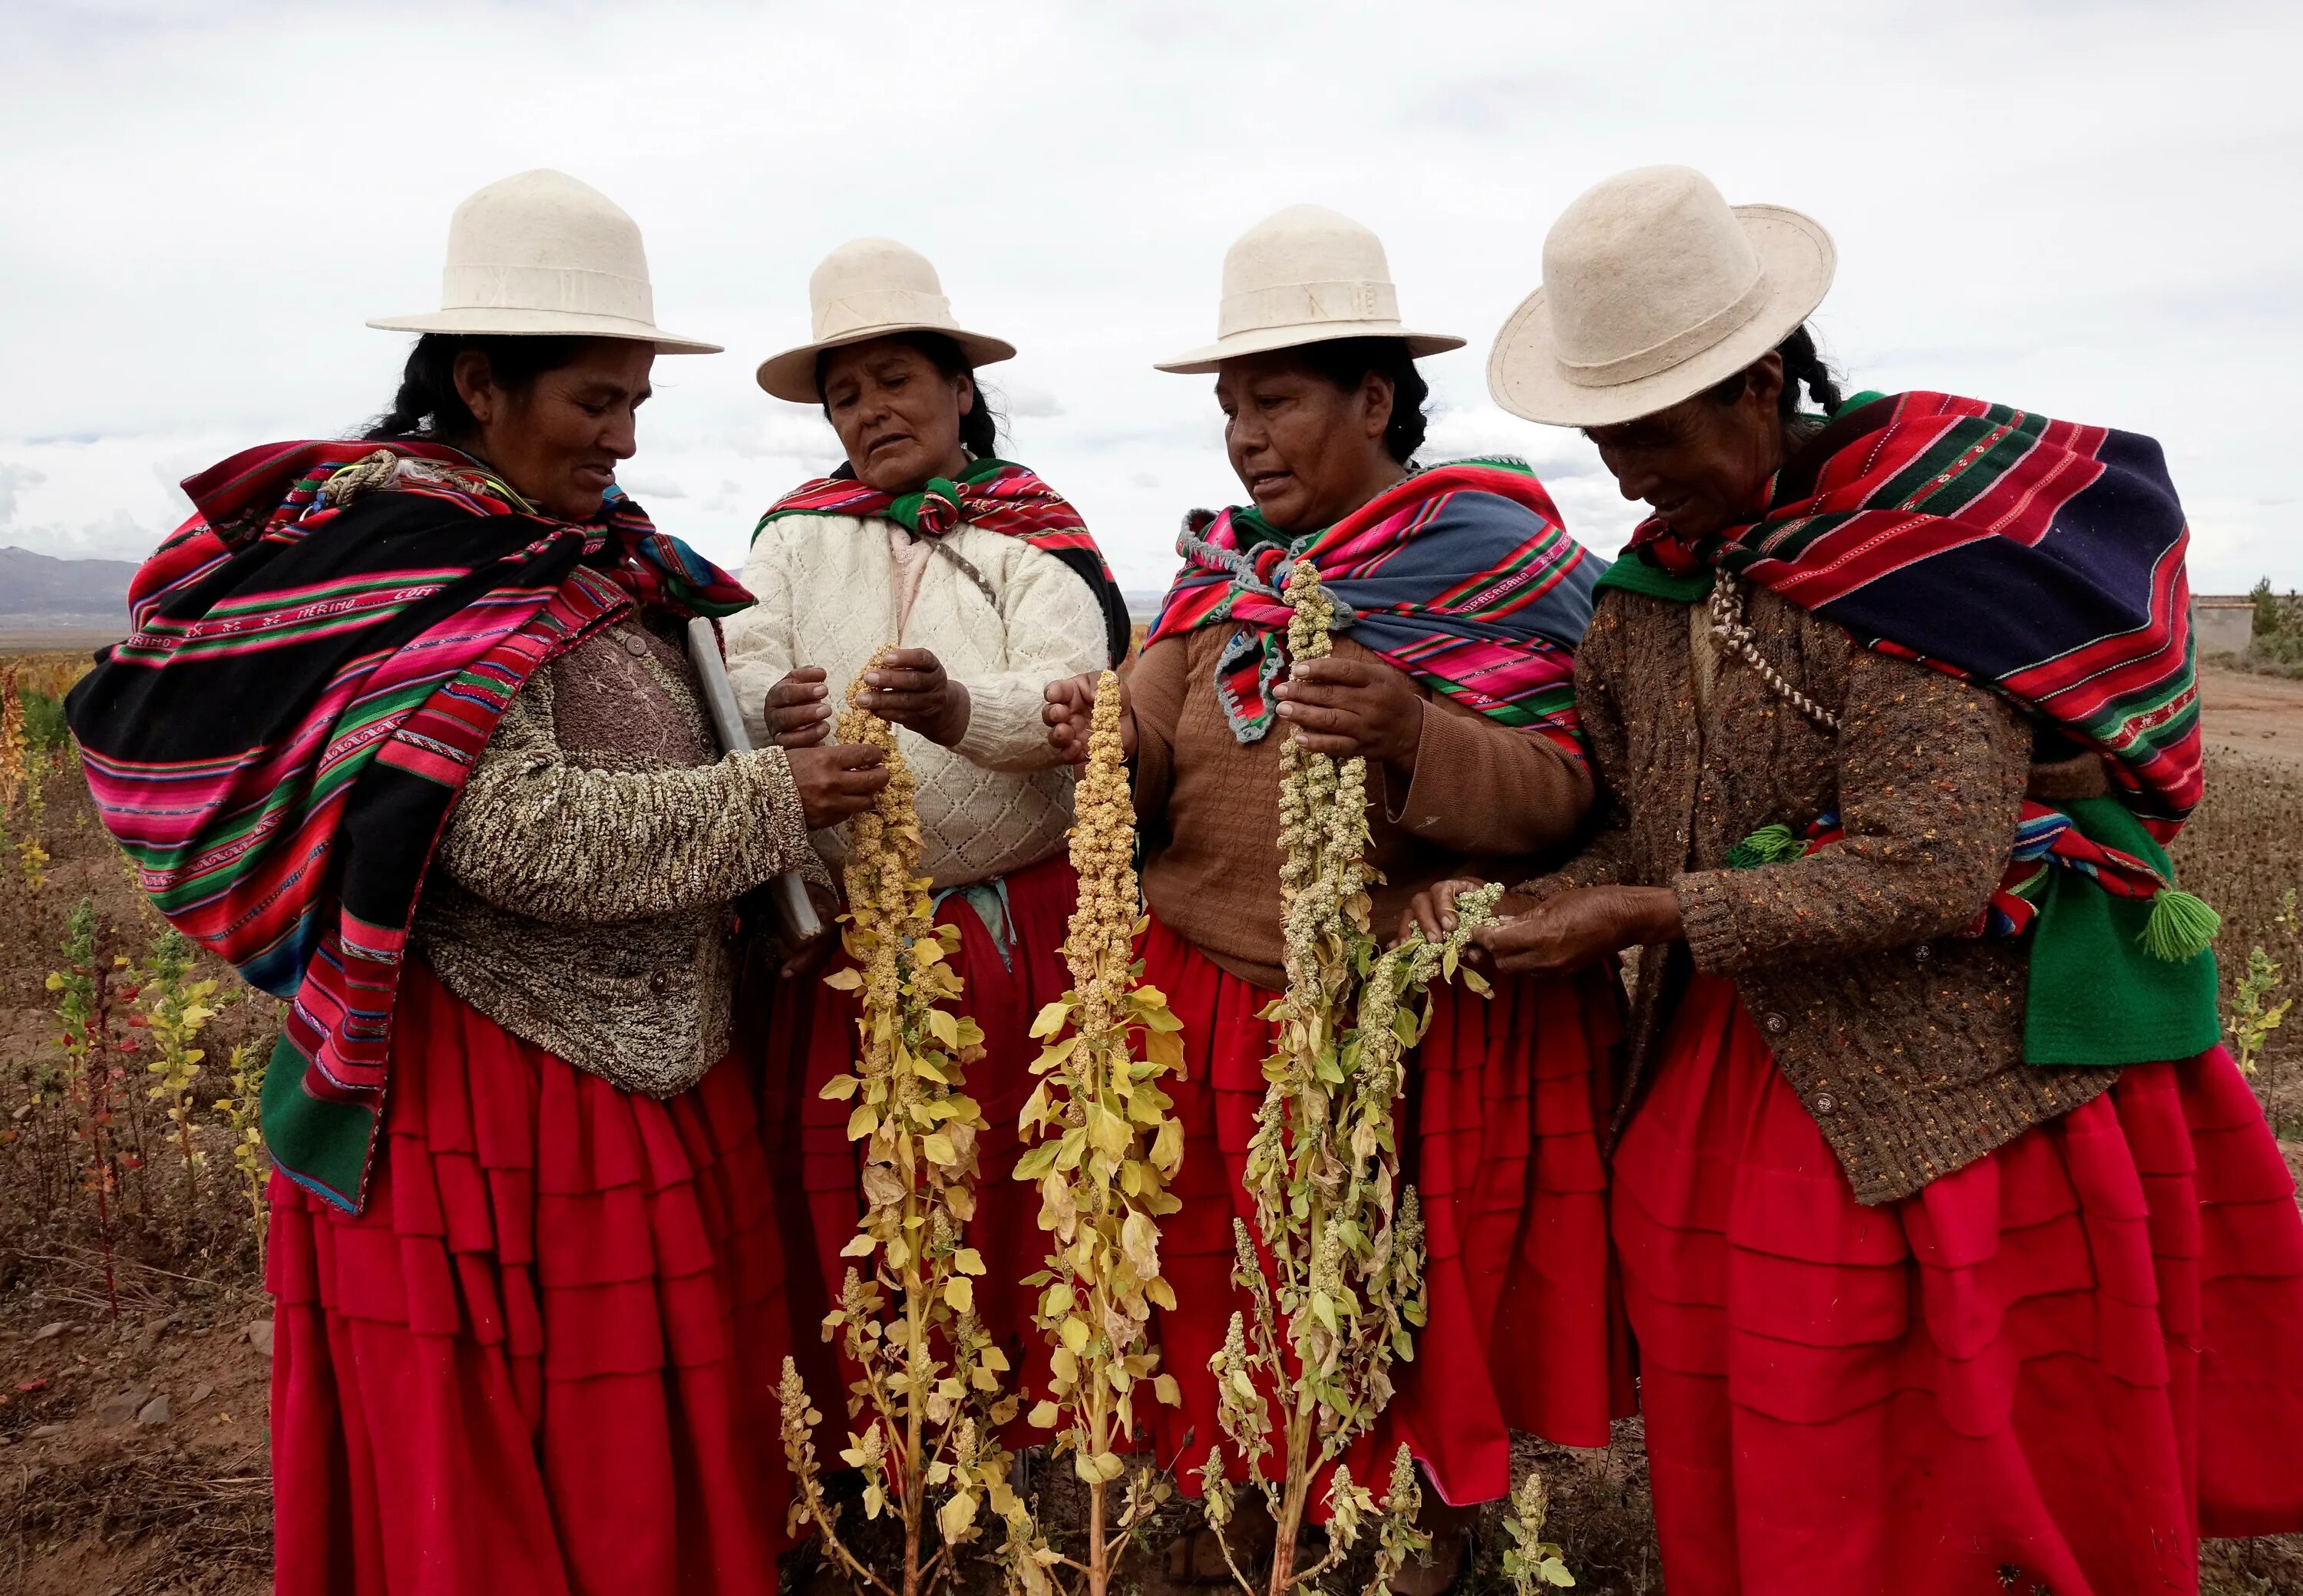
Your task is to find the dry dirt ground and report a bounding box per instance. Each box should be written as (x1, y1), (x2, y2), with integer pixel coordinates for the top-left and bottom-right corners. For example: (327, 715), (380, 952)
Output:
(2200, 667), (2303, 771)
(2, 670), (2300, 1595)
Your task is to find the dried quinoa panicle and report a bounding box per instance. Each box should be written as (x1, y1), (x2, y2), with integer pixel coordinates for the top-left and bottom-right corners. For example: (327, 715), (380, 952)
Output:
(778, 648), (1023, 1596)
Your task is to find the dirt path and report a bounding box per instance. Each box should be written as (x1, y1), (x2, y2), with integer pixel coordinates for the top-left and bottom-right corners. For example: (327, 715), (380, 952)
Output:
(2200, 668), (2303, 768)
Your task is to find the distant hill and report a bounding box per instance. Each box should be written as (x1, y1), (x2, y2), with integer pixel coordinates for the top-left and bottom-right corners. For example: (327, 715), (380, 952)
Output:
(0, 545), (134, 632)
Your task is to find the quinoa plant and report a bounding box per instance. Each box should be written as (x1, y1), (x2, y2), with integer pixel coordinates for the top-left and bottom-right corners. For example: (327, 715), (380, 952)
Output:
(1000, 669), (1188, 1596)
(2230, 887), (2295, 1078)
(130, 927), (221, 1202)
(1195, 564), (1516, 1596)
(780, 653), (1023, 1596)
(213, 1036), (272, 1269)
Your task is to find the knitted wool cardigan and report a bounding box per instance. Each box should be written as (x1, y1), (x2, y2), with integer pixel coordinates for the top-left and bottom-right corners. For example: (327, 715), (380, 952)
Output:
(1526, 583), (2113, 1205)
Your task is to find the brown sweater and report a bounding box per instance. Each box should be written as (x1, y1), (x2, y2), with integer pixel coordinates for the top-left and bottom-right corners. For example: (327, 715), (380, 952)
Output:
(1526, 583), (2114, 1207)
(1132, 628), (1592, 990)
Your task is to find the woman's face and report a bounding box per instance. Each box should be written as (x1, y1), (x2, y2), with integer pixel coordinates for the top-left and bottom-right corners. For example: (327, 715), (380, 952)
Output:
(1214, 350), (1397, 533)
(454, 338), (653, 523)
(1583, 352), (1788, 540)
(821, 339), (974, 494)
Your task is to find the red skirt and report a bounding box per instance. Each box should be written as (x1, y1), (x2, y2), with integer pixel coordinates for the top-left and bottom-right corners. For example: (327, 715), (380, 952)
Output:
(1140, 915), (1632, 1508)
(1614, 973), (2303, 1596)
(772, 852), (1079, 1381)
(269, 961), (795, 1596)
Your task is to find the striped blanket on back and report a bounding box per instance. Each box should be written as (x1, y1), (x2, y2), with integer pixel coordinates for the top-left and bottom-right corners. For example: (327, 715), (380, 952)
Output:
(64, 439), (750, 1212)
(1147, 459), (1600, 752)
(1604, 391), (2200, 837)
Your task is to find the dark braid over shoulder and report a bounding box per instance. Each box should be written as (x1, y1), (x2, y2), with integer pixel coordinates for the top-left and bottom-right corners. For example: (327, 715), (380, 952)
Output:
(1295, 335), (1430, 464)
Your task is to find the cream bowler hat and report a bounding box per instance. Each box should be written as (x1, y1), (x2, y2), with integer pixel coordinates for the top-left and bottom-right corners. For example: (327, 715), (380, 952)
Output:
(1155, 204), (1465, 374)
(368, 169), (719, 353)
(755, 239), (1016, 404)
(1488, 166), (1835, 428)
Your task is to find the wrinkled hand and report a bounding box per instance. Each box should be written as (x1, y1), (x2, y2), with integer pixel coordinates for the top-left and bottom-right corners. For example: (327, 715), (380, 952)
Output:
(1043, 671), (1135, 765)
(763, 666), (832, 748)
(1471, 885), (1682, 976)
(1398, 877), (1538, 947)
(1271, 656), (1425, 768)
(786, 742), (890, 830)
(854, 647), (971, 747)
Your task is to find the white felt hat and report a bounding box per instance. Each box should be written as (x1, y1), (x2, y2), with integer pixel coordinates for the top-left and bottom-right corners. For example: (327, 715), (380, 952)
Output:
(755, 238), (1016, 403)
(368, 169), (719, 354)
(1156, 204), (1464, 374)
(1488, 165), (1834, 428)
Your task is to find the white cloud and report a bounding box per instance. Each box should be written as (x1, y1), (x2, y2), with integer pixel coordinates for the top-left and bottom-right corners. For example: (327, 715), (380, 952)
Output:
(2, 0), (2298, 593)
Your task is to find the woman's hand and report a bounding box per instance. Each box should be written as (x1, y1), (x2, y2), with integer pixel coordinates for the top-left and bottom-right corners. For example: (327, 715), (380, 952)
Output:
(1471, 885), (1682, 976)
(856, 647), (972, 747)
(1043, 671), (1135, 765)
(786, 743), (890, 829)
(762, 666), (833, 748)
(1271, 657), (1425, 770)
(1398, 878), (1538, 946)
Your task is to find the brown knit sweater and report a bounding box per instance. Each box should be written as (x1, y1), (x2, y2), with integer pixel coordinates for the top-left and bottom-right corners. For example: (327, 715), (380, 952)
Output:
(414, 614), (823, 1098)
(1132, 628), (1592, 990)
(1526, 582), (2114, 1206)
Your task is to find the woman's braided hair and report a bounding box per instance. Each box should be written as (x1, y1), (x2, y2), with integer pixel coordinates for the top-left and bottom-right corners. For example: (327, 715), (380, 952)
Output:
(365, 333), (590, 442)
(1703, 322), (1845, 421)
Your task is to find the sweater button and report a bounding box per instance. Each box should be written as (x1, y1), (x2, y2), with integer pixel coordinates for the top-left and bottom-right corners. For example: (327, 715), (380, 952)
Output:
(1762, 1012), (1789, 1036)
(1913, 942), (1934, 963)
(648, 970), (670, 996)
(623, 633), (652, 659)
(1815, 1092), (1837, 1114)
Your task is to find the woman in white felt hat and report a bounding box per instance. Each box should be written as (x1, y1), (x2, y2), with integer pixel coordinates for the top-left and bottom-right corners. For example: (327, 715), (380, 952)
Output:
(1413, 164), (2303, 1591)
(69, 168), (896, 1594)
(726, 239), (1128, 1380)
(1039, 204), (1627, 1544)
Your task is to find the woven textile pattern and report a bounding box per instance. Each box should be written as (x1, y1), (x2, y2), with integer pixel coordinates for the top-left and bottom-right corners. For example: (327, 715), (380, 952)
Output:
(1146, 460), (1599, 752)
(64, 438), (751, 1212)
(1618, 392), (2200, 840)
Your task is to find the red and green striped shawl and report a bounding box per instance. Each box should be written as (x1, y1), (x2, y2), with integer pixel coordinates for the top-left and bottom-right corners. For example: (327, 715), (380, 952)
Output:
(65, 440), (751, 1213)
(1147, 459), (1599, 755)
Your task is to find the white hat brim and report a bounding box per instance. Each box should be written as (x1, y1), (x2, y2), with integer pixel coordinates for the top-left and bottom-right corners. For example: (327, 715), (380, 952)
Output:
(367, 306), (721, 355)
(1485, 206), (1834, 428)
(755, 323), (1018, 404)
(1155, 320), (1464, 375)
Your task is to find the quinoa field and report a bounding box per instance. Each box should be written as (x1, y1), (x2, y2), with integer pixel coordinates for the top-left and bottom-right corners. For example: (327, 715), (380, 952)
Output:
(2, 654), (2298, 1595)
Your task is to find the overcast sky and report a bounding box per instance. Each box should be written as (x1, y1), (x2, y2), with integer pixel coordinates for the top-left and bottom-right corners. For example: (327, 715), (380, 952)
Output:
(5, 0), (2299, 596)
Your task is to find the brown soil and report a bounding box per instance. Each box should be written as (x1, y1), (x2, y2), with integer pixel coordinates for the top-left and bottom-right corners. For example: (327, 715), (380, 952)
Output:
(2201, 666), (2303, 770)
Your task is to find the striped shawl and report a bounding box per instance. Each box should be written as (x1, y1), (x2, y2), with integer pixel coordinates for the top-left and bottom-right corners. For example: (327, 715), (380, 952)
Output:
(64, 440), (750, 1212)
(1147, 459), (1599, 753)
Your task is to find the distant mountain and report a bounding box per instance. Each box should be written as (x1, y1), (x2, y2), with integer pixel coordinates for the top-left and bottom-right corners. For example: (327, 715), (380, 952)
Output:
(0, 545), (135, 630)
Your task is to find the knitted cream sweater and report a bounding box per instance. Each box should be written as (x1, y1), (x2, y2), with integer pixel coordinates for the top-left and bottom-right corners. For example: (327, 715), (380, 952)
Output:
(725, 510), (1111, 888)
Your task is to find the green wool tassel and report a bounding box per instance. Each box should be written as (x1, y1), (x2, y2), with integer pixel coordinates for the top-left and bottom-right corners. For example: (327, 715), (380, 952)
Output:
(1726, 824), (1806, 871)
(2139, 889), (2221, 963)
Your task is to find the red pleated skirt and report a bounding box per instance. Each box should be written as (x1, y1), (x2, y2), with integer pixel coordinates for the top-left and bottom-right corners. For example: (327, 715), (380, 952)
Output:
(1614, 973), (2303, 1596)
(1140, 914), (1633, 1508)
(269, 960), (796, 1596)
(771, 852), (1079, 1382)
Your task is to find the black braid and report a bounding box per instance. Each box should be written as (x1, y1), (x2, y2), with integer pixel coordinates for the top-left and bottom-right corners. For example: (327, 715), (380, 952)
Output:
(1703, 322), (1846, 421)
(1774, 323), (1844, 419)
(364, 333), (590, 442)
(1294, 336), (1430, 464)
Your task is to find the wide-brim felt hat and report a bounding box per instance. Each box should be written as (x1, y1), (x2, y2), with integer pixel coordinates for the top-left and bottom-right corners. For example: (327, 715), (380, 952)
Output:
(1488, 165), (1834, 428)
(369, 168), (719, 354)
(1156, 203), (1463, 375)
(756, 237), (1016, 403)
